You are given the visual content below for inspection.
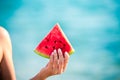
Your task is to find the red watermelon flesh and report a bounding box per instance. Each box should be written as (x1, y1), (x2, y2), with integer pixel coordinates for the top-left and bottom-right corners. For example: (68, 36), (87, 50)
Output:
(34, 23), (74, 58)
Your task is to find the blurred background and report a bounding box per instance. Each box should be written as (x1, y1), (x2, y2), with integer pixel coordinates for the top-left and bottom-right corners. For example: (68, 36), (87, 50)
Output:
(0, 0), (120, 80)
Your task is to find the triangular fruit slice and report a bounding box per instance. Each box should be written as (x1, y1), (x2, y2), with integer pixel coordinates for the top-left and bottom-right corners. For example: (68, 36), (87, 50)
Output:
(34, 23), (75, 58)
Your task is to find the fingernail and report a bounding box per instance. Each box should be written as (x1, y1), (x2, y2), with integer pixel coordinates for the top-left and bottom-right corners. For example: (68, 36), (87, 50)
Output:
(54, 49), (57, 53)
(58, 48), (63, 54)
(65, 52), (68, 55)
(58, 48), (61, 50)
(58, 48), (61, 52)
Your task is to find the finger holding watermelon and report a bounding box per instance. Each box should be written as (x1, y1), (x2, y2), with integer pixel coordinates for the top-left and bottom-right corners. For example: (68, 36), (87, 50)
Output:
(31, 49), (69, 80)
(57, 48), (64, 73)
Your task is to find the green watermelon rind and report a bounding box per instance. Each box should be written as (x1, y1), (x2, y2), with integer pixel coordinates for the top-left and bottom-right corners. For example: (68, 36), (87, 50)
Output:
(34, 49), (75, 59)
(34, 50), (49, 58)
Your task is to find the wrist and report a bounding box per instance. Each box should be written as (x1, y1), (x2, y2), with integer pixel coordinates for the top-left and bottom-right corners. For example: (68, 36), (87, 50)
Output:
(38, 67), (51, 79)
(38, 69), (47, 80)
(31, 68), (48, 80)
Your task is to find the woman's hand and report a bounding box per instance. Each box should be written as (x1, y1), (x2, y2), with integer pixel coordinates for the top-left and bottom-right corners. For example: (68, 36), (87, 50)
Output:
(31, 48), (69, 80)
(45, 48), (69, 76)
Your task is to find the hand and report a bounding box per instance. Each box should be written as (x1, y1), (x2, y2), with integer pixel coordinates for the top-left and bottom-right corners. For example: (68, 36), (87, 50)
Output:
(45, 48), (69, 76)
(31, 48), (69, 80)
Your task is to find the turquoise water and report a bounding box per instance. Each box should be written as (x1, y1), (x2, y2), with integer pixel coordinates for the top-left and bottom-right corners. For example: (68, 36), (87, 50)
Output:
(0, 0), (120, 80)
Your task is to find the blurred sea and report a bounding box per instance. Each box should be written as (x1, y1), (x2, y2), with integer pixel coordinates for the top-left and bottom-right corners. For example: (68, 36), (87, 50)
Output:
(0, 0), (120, 80)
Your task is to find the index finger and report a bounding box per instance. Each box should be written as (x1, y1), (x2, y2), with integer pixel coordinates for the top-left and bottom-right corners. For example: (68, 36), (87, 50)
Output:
(47, 52), (54, 66)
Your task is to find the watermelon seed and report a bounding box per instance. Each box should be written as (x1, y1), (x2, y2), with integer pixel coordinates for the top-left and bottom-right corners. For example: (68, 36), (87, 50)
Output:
(54, 40), (56, 43)
(53, 46), (55, 49)
(46, 39), (49, 42)
(59, 40), (62, 43)
(63, 44), (66, 46)
(45, 46), (48, 49)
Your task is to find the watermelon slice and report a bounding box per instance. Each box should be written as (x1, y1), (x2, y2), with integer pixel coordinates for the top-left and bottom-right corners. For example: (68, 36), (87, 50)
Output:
(34, 23), (74, 58)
